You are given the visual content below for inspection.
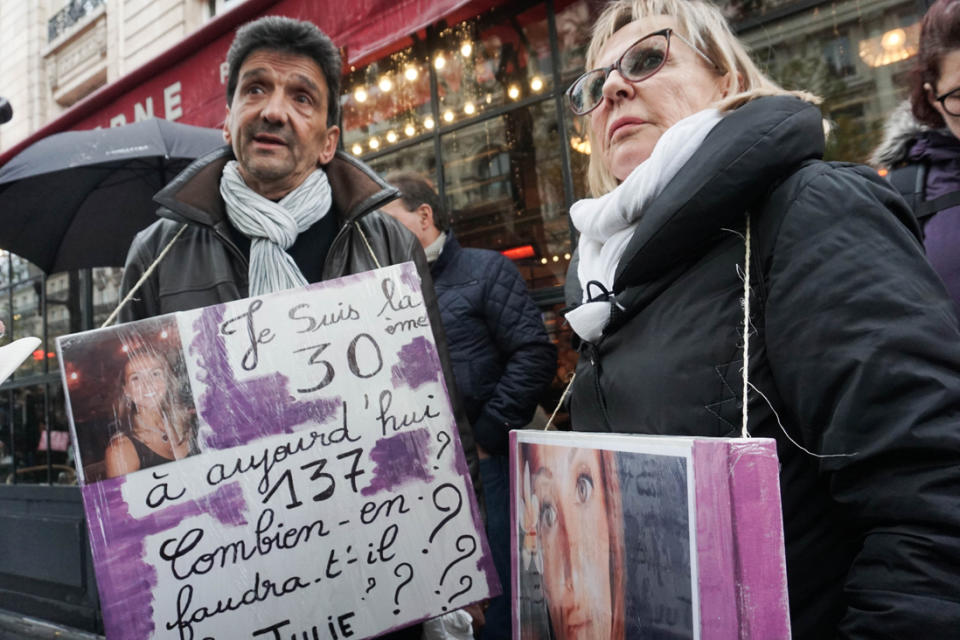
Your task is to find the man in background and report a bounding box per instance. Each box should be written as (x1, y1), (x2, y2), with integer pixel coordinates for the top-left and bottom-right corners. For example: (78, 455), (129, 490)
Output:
(384, 171), (557, 639)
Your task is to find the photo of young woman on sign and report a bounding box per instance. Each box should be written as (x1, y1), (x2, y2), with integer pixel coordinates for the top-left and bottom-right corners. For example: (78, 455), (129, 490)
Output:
(517, 441), (693, 640)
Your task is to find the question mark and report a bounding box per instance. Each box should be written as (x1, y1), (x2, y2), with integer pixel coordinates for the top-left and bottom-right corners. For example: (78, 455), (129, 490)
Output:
(392, 562), (414, 615)
(428, 483), (463, 544)
(362, 576), (376, 600)
(447, 575), (473, 606)
(433, 430), (451, 470)
(437, 534), (478, 589)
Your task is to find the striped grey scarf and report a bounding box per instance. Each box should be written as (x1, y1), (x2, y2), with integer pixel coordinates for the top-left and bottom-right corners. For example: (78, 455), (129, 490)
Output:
(220, 161), (332, 297)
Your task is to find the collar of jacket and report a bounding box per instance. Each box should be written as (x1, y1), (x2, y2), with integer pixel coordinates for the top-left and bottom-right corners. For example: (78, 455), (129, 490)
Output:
(431, 230), (461, 275)
(151, 145), (400, 229)
(613, 95), (824, 292)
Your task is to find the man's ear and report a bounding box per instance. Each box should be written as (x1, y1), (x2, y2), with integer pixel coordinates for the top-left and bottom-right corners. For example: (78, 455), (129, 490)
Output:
(318, 125), (340, 165)
(417, 203), (434, 232)
(222, 107), (232, 145)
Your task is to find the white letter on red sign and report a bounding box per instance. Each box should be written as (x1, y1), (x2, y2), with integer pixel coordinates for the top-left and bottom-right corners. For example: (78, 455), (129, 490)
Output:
(164, 81), (183, 121)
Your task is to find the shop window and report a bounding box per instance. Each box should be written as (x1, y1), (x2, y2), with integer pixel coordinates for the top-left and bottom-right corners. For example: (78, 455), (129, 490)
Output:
(366, 139), (438, 183)
(435, 5), (552, 121)
(442, 100), (571, 290)
(92, 267), (123, 329)
(0, 390), (10, 482)
(739, 3), (922, 163)
(9, 385), (45, 484)
(341, 47), (433, 156)
(555, 0), (596, 86)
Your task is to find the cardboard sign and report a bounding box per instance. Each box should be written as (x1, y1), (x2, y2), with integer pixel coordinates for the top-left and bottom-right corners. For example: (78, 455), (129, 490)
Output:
(57, 263), (496, 640)
(510, 430), (789, 640)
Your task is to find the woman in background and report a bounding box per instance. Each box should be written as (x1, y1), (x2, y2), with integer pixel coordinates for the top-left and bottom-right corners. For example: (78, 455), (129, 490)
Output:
(563, 0), (960, 636)
(872, 0), (960, 312)
(105, 347), (195, 477)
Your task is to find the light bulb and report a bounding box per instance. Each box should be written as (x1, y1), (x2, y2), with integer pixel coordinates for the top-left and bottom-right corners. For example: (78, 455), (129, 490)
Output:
(369, 137), (380, 150)
(461, 42), (473, 57)
(354, 87), (367, 103)
(386, 130), (398, 143)
(352, 143), (363, 155)
(405, 124), (416, 137)
(424, 116), (435, 130)
(530, 76), (544, 92)
(378, 76), (393, 92)
(443, 110), (454, 122)
(464, 102), (476, 115)
(404, 66), (419, 81)
(434, 54), (446, 70)
(508, 85), (520, 100)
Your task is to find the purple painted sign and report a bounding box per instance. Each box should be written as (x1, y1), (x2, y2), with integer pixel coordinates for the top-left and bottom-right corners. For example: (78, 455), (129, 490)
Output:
(509, 431), (790, 640)
(57, 263), (495, 640)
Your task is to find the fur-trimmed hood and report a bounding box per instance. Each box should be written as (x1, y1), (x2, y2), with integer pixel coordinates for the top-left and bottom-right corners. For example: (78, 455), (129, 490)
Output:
(870, 101), (929, 168)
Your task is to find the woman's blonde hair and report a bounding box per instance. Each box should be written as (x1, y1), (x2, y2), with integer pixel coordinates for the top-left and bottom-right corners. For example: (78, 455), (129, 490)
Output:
(584, 0), (819, 196)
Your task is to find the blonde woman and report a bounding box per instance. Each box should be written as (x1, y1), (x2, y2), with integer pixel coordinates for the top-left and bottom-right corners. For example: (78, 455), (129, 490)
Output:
(563, 0), (960, 636)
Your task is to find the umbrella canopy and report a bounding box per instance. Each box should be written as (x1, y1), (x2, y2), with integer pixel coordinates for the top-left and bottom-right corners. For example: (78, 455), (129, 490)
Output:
(0, 118), (225, 273)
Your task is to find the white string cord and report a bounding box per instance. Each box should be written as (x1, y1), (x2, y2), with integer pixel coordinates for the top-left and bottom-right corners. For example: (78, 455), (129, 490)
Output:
(100, 223), (188, 329)
(741, 214), (752, 438)
(544, 372), (576, 431)
(355, 222), (382, 269)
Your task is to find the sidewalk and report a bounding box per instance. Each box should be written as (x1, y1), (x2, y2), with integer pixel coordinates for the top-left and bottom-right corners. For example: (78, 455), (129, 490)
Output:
(0, 609), (102, 640)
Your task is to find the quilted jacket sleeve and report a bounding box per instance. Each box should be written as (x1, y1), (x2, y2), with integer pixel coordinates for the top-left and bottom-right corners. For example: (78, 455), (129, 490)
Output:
(471, 254), (557, 455)
(762, 163), (960, 638)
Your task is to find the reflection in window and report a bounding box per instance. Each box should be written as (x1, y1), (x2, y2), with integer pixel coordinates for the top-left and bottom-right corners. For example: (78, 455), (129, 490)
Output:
(92, 267), (123, 329)
(442, 101), (570, 290)
(741, 6), (921, 163)
(435, 5), (552, 120)
(341, 48), (432, 156)
(366, 140), (437, 183)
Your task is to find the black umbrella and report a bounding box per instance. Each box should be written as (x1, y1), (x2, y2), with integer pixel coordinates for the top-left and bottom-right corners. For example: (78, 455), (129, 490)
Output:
(0, 118), (224, 273)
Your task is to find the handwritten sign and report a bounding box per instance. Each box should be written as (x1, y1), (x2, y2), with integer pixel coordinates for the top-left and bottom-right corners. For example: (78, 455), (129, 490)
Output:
(510, 430), (789, 640)
(58, 263), (496, 640)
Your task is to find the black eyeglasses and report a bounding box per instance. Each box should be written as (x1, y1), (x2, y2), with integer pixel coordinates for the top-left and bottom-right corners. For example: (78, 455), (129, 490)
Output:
(566, 28), (718, 116)
(935, 85), (960, 117)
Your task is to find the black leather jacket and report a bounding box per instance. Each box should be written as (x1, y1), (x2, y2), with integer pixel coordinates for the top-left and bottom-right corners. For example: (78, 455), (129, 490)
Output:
(119, 146), (479, 484)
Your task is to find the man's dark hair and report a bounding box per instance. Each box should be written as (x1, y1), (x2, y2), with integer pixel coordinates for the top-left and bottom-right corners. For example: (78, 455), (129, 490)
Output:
(385, 171), (451, 233)
(226, 16), (341, 126)
(910, 0), (960, 127)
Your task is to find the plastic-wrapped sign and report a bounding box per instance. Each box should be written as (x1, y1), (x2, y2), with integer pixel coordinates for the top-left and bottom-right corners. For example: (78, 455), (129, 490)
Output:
(57, 262), (496, 640)
(510, 430), (790, 640)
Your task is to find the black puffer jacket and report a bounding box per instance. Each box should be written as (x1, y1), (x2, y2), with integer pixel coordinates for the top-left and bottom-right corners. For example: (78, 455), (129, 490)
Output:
(120, 146), (479, 483)
(566, 96), (960, 638)
(431, 233), (556, 455)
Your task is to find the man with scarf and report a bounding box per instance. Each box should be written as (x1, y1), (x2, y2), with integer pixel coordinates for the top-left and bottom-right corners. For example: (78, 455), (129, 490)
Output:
(119, 19), (479, 638)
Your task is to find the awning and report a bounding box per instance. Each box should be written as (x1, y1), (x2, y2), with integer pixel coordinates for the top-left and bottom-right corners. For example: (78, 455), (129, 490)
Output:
(0, 0), (499, 167)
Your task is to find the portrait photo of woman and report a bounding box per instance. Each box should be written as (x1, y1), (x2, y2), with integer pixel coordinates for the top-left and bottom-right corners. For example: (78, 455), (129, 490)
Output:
(104, 345), (198, 478)
(59, 315), (200, 484)
(516, 436), (693, 640)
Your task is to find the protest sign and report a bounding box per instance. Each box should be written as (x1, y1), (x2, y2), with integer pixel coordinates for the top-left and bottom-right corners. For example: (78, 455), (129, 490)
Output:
(58, 262), (497, 640)
(510, 430), (789, 640)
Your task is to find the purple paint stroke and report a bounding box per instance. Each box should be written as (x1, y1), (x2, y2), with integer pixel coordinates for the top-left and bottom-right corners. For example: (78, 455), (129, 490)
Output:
(82, 476), (248, 640)
(190, 304), (341, 449)
(361, 427), (434, 496)
(397, 261), (421, 293)
(390, 336), (442, 390)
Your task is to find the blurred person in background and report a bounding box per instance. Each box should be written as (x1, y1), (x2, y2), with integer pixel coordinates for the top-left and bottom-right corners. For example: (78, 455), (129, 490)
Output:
(872, 0), (960, 313)
(384, 171), (557, 640)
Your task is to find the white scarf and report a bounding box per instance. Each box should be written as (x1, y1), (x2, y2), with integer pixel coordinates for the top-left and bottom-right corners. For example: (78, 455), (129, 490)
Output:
(566, 108), (723, 343)
(220, 161), (333, 297)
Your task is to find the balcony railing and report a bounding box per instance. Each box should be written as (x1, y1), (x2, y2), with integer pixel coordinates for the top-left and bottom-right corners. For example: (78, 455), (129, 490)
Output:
(47, 0), (105, 43)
